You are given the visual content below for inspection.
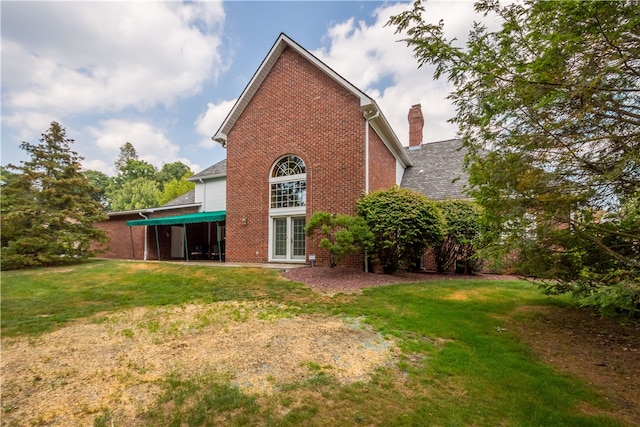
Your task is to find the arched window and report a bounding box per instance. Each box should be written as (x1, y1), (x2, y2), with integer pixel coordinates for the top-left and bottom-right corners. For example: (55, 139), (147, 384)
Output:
(270, 155), (306, 209)
(269, 155), (307, 261)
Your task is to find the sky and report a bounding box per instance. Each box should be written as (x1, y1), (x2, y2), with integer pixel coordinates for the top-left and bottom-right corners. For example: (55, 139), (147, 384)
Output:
(1, 0), (483, 176)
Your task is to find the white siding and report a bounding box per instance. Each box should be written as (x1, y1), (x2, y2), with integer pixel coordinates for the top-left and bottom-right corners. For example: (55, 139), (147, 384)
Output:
(194, 177), (226, 212)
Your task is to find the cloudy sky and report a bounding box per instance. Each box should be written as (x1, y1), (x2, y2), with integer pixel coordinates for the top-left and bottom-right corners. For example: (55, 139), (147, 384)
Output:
(1, 0), (480, 176)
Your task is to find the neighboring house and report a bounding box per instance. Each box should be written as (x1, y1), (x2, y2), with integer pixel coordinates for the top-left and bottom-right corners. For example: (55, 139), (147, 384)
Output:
(96, 33), (472, 269)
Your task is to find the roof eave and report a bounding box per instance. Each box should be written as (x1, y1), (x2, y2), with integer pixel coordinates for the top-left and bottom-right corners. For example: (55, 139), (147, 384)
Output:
(212, 33), (375, 147)
(187, 173), (226, 182)
(107, 203), (202, 217)
(362, 102), (413, 167)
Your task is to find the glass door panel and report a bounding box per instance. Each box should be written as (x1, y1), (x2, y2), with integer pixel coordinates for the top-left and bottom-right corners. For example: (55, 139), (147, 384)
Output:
(271, 216), (306, 261)
(273, 218), (287, 258)
(292, 217), (306, 259)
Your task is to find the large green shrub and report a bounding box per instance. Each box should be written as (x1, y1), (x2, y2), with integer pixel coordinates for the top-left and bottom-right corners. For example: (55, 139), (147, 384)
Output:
(357, 187), (445, 274)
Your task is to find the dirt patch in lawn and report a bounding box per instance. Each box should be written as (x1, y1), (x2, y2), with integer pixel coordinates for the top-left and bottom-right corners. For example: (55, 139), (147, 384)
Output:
(3, 267), (639, 426)
(507, 306), (640, 425)
(1, 302), (397, 426)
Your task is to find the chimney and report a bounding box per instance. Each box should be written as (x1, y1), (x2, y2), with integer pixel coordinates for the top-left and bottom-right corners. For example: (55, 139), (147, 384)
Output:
(408, 104), (424, 148)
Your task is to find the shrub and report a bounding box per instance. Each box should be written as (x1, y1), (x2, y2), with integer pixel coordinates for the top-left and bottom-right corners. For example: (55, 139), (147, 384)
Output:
(305, 212), (373, 268)
(357, 187), (445, 274)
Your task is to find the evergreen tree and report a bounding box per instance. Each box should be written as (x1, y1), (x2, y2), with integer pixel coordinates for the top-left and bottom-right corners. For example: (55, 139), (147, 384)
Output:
(1, 122), (109, 270)
(433, 200), (484, 274)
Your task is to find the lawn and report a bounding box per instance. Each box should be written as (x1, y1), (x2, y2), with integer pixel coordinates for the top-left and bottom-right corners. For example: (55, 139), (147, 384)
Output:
(1, 260), (633, 426)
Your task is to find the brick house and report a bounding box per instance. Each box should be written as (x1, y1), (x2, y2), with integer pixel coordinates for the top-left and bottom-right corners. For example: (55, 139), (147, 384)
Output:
(96, 33), (471, 269)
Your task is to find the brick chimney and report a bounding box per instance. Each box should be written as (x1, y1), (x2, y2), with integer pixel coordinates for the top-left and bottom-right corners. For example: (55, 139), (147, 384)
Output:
(408, 104), (424, 148)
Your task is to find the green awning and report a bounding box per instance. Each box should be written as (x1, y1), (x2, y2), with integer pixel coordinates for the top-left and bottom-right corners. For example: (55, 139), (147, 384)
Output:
(126, 211), (226, 227)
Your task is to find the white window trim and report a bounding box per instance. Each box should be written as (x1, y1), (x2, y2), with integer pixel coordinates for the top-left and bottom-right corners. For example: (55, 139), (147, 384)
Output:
(268, 155), (307, 263)
(268, 213), (307, 263)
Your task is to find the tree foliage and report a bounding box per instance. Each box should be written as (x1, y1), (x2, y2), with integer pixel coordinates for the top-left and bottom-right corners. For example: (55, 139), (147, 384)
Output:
(157, 162), (192, 187)
(105, 143), (194, 211)
(83, 169), (111, 209)
(158, 173), (195, 206)
(305, 212), (374, 268)
(433, 200), (484, 274)
(114, 142), (138, 172)
(390, 0), (639, 314)
(357, 187), (445, 274)
(109, 178), (162, 211)
(1, 122), (109, 270)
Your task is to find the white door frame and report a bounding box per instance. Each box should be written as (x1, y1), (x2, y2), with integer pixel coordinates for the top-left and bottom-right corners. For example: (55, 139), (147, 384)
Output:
(268, 213), (306, 262)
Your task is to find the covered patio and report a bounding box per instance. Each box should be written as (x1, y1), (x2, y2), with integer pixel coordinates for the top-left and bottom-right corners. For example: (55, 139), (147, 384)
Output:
(126, 211), (226, 261)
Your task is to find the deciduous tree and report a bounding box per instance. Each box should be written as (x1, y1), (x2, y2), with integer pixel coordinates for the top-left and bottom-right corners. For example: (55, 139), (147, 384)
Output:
(390, 0), (639, 314)
(157, 174), (195, 206)
(108, 177), (161, 211)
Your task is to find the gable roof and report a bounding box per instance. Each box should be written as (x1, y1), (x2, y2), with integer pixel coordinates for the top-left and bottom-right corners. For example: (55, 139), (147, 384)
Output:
(401, 139), (471, 200)
(188, 159), (226, 181)
(212, 33), (411, 167)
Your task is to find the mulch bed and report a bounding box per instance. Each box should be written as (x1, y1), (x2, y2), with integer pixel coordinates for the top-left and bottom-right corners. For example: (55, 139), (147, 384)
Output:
(281, 265), (512, 294)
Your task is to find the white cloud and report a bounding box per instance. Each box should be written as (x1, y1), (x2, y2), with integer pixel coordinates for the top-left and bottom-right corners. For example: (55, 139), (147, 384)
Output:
(313, 1), (480, 145)
(87, 120), (198, 175)
(83, 158), (110, 175)
(2, 1), (226, 118)
(194, 99), (237, 148)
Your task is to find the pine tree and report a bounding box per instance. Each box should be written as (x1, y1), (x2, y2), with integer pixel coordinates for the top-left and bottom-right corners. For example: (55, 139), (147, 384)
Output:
(1, 122), (109, 269)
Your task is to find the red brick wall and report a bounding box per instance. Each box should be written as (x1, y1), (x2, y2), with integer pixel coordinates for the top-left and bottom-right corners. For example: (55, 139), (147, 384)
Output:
(368, 130), (397, 192)
(95, 207), (199, 260)
(408, 104), (424, 147)
(94, 213), (145, 259)
(226, 47), (369, 265)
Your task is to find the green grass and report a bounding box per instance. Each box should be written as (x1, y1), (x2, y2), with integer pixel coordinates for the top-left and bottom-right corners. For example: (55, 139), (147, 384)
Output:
(1, 260), (624, 426)
(334, 282), (616, 426)
(0, 259), (312, 337)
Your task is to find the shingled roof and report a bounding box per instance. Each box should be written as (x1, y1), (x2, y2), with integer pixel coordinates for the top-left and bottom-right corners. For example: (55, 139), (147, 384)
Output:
(400, 139), (471, 200)
(189, 159), (227, 181)
(161, 189), (196, 207)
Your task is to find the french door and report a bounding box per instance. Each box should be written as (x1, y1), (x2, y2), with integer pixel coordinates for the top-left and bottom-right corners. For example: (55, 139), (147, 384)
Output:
(272, 216), (306, 261)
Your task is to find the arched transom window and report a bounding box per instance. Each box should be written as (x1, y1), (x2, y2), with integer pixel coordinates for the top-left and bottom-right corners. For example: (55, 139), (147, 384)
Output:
(270, 155), (306, 209)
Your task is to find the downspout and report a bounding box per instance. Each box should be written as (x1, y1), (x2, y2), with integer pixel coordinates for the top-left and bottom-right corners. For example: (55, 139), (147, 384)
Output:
(365, 110), (379, 194)
(139, 211), (149, 261)
(364, 109), (379, 272)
